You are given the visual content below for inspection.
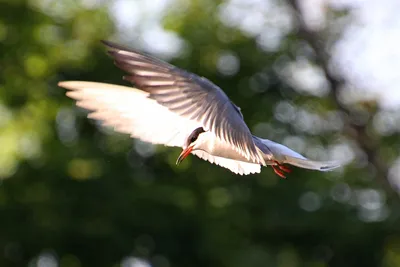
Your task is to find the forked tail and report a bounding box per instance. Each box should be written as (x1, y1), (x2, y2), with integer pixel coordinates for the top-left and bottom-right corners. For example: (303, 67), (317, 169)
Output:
(254, 137), (344, 177)
(284, 156), (341, 171)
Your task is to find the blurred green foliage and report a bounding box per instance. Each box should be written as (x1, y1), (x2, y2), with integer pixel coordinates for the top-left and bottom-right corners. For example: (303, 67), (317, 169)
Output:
(1, 1), (400, 267)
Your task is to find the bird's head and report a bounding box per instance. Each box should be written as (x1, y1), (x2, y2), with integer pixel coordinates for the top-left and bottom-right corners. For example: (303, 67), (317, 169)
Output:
(176, 127), (206, 165)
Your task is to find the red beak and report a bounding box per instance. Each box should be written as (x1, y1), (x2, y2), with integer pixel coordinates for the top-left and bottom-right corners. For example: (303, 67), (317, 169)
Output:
(176, 146), (193, 165)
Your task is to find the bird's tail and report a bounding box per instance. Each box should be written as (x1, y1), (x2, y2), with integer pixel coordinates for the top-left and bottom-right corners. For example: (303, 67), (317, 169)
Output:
(284, 156), (341, 171)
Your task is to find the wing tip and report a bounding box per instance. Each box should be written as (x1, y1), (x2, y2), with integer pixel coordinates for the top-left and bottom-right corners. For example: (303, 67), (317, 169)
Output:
(58, 81), (82, 90)
(100, 39), (111, 46)
(101, 40), (123, 51)
(58, 81), (102, 91)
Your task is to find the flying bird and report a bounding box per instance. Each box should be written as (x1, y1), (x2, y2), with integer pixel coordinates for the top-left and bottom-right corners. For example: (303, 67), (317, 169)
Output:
(58, 41), (341, 177)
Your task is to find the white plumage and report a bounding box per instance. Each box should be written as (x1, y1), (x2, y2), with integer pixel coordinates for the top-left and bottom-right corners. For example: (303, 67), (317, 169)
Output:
(58, 41), (344, 177)
(62, 81), (199, 148)
(60, 81), (263, 175)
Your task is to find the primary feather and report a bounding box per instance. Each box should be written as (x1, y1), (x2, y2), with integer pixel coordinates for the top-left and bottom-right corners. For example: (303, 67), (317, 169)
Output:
(60, 81), (199, 147)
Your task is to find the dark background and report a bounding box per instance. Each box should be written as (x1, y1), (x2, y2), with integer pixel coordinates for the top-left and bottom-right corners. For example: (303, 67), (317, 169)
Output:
(1, 0), (400, 266)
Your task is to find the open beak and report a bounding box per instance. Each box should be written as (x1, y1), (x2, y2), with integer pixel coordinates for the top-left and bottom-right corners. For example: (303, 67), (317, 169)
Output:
(176, 146), (194, 165)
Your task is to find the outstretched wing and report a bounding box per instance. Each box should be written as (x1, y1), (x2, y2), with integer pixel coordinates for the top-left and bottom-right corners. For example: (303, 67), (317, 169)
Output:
(102, 41), (265, 165)
(58, 81), (200, 147)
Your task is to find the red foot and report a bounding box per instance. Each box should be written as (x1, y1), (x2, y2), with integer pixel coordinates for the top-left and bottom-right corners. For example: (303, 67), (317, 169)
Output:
(278, 164), (291, 173)
(271, 161), (292, 179)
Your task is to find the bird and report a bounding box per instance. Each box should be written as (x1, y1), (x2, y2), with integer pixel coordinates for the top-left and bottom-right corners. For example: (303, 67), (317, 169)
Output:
(58, 40), (342, 178)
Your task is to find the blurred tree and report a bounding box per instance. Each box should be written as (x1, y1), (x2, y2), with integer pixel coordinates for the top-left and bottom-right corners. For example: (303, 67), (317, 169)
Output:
(1, 0), (400, 267)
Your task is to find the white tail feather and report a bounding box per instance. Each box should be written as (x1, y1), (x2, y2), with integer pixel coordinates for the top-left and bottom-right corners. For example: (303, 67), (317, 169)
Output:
(284, 156), (341, 171)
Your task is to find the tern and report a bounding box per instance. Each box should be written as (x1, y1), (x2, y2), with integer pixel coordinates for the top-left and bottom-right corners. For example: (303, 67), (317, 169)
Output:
(58, 41), (341, 177)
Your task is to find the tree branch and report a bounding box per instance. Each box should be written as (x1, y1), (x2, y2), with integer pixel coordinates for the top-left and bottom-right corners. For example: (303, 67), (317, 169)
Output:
(287, 0), (397, 198)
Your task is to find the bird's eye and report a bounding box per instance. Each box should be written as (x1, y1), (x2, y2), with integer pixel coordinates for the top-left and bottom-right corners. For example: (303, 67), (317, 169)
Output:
(190, 136), (197, 143)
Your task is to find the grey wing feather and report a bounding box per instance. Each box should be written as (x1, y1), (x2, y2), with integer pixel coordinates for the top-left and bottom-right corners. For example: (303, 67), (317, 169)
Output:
(102, 40), (264, 164)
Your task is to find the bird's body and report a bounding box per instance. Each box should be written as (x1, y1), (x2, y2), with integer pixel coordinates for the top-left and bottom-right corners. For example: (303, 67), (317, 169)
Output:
(58, 41), (342, 177)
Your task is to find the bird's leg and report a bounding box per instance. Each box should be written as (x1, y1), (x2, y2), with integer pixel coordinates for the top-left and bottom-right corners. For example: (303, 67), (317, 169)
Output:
(272, 165), (286, 178)
(277, 164), (291, 173)
(272, 161), (292, 179)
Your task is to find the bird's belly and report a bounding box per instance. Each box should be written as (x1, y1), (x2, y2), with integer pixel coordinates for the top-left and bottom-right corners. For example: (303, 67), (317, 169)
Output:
(208, 146), (276, 166)
(207, 144), (257, 163)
